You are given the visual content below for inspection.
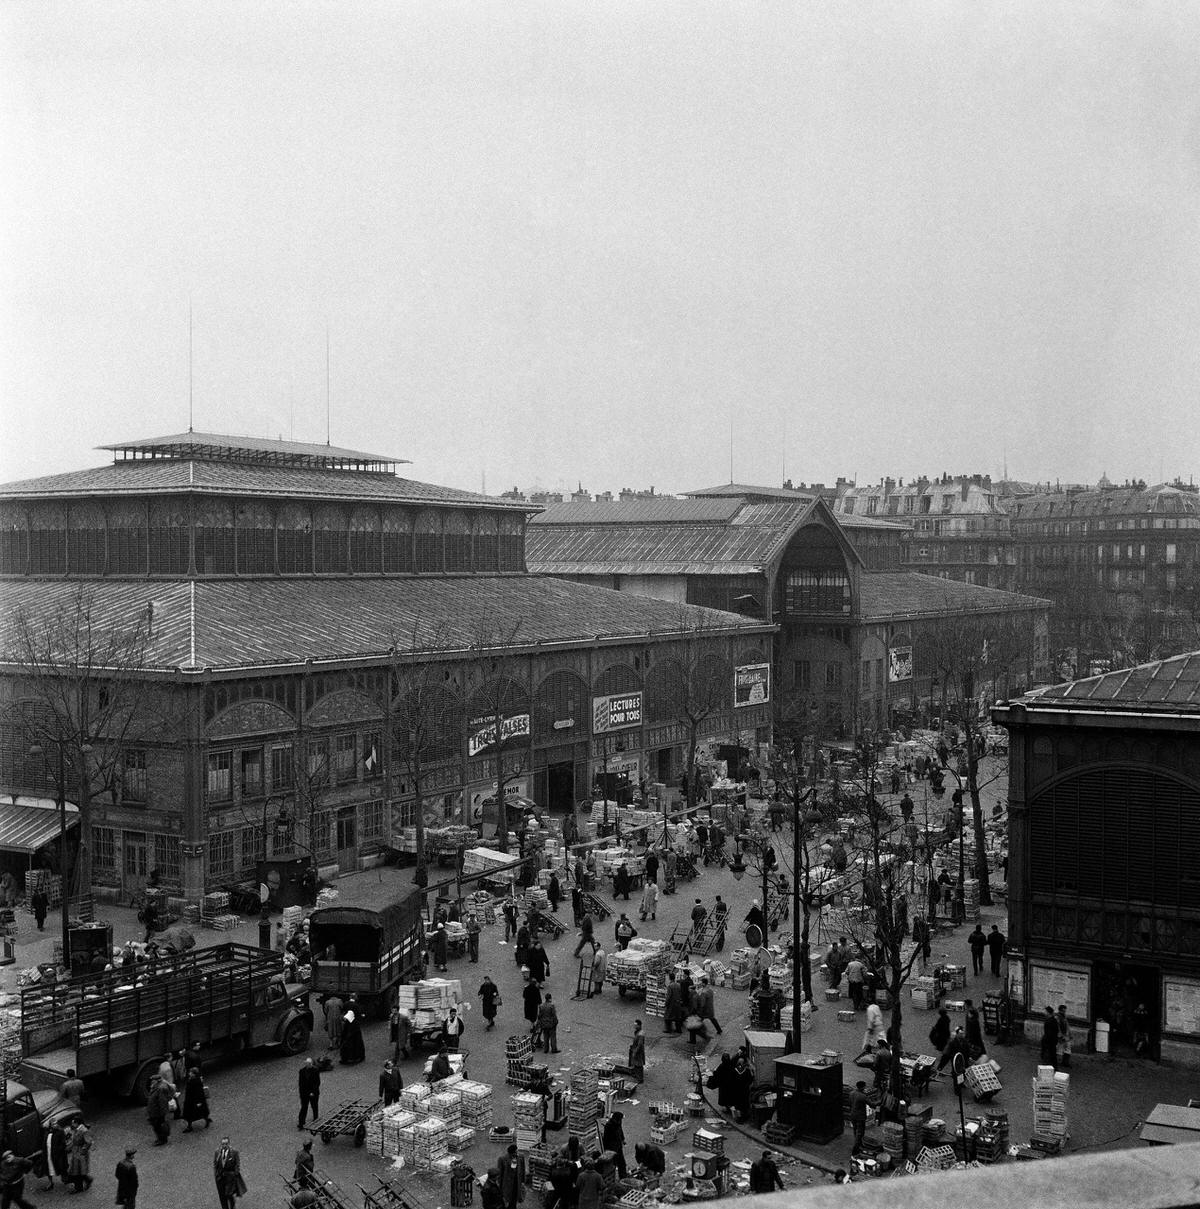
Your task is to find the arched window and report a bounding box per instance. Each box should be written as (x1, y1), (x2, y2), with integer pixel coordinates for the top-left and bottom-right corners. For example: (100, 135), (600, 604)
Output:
(277, 503), (312, 574)
(499, 514), (524, 571)
(415, 510), (443, 573)
(314, 505), (348, 573)
(645, 660), (686, 723)
(349, 507), (380, 574)
(393, 682), (464, 766)
(474, 514), (499, 572)
(444, 512), (471, 572)
(148, 499), (189, 575)
(532, 670), (589, 741)
(107, 501), (147, 574)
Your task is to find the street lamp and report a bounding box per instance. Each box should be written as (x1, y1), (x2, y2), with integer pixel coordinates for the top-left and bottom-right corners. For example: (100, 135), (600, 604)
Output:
(728, 836), (746, 882)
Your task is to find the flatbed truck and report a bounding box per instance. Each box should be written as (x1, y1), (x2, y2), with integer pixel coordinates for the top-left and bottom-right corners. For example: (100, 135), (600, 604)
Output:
(18, 942), (312, 1101)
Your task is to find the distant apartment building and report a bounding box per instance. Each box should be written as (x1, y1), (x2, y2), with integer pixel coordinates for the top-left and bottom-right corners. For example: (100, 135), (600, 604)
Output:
(834, 474), (1015, 589)
(1009, 482), (1200, 666)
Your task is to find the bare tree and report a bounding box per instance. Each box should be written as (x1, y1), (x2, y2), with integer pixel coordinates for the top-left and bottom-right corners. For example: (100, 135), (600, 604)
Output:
(768, 690), (827, 1006)
(660, 615), (734, 816)
(467, 621), (531, 855)
(390, 622), (462, 887)
(4, 587), (152, 900)
(835, 739), (925, 1090)
(923, 609), (1033, 908)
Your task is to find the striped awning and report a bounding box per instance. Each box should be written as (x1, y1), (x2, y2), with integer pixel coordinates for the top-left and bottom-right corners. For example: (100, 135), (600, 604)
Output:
(0, 795), (79, 854)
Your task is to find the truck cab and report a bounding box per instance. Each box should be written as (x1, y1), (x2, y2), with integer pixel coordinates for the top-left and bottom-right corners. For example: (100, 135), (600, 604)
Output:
(2, 1079), (84, 1182)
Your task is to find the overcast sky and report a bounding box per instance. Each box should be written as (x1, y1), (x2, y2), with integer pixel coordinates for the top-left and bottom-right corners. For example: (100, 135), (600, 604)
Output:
(2, 2), (1197, 497)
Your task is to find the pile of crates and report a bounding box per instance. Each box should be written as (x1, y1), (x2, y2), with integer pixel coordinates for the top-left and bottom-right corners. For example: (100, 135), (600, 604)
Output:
(568, 1068), (601, 1139)
(506, 1034), (535, 1087)
(511, 1091), (545, 1152)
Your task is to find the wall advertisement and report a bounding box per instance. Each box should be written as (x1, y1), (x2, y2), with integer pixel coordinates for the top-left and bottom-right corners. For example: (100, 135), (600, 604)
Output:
(1029, 962), (1090, 1022)
(734, 663), (771, 708)
(468, 713), (530, 757)
(592, 692), (642, 733)
(1163, 978), (1200, 1036)
(888, 646), (913, 682)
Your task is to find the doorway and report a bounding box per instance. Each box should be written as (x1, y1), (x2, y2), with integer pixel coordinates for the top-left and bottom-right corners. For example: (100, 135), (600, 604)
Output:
(1093, 960), (1161, 1060)
(547, 762), (574, 813)
(123, 831), (148, 901)
(335, 807), (358, 874)
(654, 748), (673, 785)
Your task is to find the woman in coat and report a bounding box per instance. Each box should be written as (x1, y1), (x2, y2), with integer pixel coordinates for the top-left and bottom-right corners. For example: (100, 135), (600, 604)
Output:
(182, 1066), (212, 1130)
(478, 977), (501, 1030)
(67, 1121), (93, 1192)
(431, 926), (449, 973)
(514, 924), (531, 968)
(525, 942), (549, 984)
(47, 1121), (69, 1188)
(602, 1111), (628, 1178)
(522, 979), (542, 1029)
(339, 1006), (366, 1066)
(732, 1055), (754, 1123)
(627, 1020), (645, 1082)
(710, 1053), (737, 1114)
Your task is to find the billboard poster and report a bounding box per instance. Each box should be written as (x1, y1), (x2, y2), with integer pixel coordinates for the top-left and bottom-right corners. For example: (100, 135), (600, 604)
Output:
(734, 663), (771, 708)
(592, 691), (642, 733)
(888, 646), (913, 682)
(468, 713), (530, 757)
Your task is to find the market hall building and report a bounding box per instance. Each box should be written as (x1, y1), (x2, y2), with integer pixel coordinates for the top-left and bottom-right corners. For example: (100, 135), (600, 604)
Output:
(526, 487), (1052, 738)
(993, 653), (1200, 1065)
(0, 432), (773, 901)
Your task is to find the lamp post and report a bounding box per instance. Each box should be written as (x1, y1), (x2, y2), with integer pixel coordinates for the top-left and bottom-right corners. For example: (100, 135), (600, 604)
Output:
(29, 738), (71, 962)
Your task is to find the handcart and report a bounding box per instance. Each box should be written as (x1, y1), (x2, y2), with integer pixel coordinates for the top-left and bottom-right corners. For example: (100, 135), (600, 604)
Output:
(675, 854), (698, 881)
(281, 1170), (354, 1208)
(308, 1097), (382, 1147)
(361, 1173), (447, 1209)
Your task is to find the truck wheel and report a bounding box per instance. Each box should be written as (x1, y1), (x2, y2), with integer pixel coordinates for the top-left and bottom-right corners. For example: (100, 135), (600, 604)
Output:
(375, 985), (397, 1021)
(282, 1018), (311, 1056)
(130, 1059), (160, 1106)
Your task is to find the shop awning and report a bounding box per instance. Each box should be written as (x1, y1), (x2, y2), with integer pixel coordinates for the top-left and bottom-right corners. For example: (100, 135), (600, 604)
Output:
(0, 795), (80, 854)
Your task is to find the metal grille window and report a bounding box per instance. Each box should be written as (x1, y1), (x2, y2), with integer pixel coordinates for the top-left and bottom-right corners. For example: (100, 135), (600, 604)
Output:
(314, 506), (348, 574)
(793, 660), (811, 690)
(499, 515), (524, 571)
(474, 514), (499, 571)
(277, 505), (313, 574)
(444, 512), (472, 571)
(334, 733), (357, 784)
(1030, 766), (1200, 909)
(382, 510), (413, 573)
(207, 751), (232, 802)
(236, 504), (275, 574)
(122, 749), (148, 803)
(414, 510), (443, 572)
(93, 826), (117, 871)
(208, 830), (235, 878)
(195, 502), (235, 575)
(784, 570), (850, 614)
(153, 834), (181, 883)
(241, 825), (264, 870)
(350, 508), (382, 573)
(29, 503), (67, 574)
(148, 501), (189, 574)
(271, 744), (295, 792)
(824, 662), (843, 691)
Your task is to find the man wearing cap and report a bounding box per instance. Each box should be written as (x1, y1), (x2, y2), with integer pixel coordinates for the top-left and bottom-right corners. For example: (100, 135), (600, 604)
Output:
(115, 1148), (139, 1209)
(0, 1150), (35, 1209)
(293, 1140), (315, 1189)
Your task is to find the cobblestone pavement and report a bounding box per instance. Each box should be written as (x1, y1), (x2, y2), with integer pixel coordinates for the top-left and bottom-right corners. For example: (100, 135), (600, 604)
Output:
(4, 764), (1197, 1205)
